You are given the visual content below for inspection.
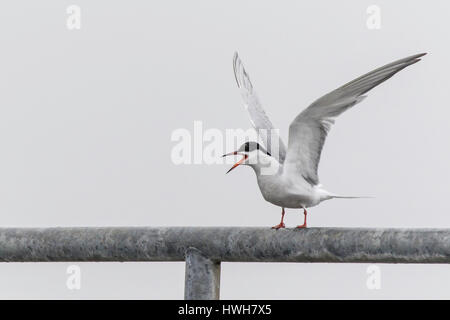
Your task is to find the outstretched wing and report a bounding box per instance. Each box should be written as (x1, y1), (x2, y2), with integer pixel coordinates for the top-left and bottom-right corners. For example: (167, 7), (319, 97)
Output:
(233, 52), (287, 162)
(284, 53), (426, 186)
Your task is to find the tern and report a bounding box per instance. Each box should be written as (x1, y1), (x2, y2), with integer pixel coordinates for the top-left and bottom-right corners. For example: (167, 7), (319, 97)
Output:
(223, 52), (426, 229)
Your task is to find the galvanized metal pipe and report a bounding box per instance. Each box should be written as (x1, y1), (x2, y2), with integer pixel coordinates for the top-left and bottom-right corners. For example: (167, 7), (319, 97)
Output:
(0, 227), (449, 263)
(184, 247), (221, 300)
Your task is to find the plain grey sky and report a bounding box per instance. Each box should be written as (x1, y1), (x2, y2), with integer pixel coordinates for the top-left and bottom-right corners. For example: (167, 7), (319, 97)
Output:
(0, 0), (449, 299)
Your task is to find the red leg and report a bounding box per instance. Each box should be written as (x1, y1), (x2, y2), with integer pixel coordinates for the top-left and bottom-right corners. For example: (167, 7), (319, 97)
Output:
(271, 208), (286, 230)
(296, 208), (307, 229)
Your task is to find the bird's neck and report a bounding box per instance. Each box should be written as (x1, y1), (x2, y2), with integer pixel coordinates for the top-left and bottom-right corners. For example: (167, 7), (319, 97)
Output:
(249, 155), (282, 177)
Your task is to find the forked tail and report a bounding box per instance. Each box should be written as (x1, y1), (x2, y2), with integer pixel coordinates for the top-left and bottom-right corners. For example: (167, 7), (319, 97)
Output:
(331, 195), (374, 199)
(317, 188), (374, 201)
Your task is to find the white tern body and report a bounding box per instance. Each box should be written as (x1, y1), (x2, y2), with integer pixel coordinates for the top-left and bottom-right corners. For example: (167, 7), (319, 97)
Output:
(224, 52), (426, 227)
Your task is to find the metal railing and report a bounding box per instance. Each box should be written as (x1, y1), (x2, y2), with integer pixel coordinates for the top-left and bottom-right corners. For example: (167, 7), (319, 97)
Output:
(0, 227), (449, 299)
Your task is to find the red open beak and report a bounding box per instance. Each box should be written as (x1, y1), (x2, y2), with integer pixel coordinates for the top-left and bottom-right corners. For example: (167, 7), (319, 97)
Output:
(222, 152), (248, 174)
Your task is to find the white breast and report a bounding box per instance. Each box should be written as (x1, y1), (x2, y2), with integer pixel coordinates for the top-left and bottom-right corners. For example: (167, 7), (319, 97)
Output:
(256, 173), (320, 208)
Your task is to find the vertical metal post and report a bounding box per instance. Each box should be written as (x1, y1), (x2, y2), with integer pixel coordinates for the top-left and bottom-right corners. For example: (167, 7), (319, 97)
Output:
(184, 247), (221, 300)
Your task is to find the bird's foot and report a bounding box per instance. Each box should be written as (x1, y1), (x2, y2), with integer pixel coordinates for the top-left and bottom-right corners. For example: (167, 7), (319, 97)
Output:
(296, 223), (307, 229)
(271, 222), (285, 230)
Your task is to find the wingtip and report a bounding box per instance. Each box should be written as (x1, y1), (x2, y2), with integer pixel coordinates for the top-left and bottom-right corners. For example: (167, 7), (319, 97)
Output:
(232, 52), (240, 87)
(413, 52), (427, 60)
(233, 51), (239, 61)
(403, 54), (426, 67)
(401, 52), (427, 64)
(409, 58), (423, 66)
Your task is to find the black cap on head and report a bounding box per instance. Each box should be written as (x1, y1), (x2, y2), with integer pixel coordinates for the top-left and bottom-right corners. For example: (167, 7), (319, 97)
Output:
(238, 141), (271, 156)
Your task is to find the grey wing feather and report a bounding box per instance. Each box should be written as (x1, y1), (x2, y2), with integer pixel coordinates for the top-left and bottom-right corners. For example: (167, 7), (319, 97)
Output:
(284, 53), (426, 185)
(233, 52), (287, 162)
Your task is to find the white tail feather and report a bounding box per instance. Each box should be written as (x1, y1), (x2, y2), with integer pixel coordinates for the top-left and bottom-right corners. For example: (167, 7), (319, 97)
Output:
(331, 195), (374, 199)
